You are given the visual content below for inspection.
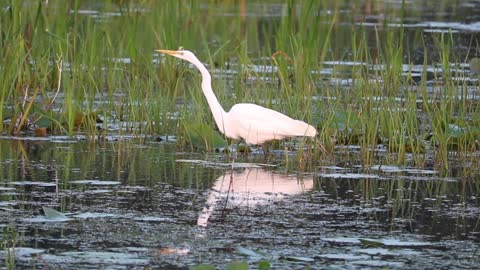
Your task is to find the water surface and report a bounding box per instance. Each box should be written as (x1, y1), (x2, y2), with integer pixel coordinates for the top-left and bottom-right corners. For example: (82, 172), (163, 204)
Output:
(1, 137), (479, 269)
(2, 0), (480, 269)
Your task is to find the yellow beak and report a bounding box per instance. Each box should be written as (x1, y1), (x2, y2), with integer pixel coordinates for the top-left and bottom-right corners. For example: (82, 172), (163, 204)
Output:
(155, 49), (180, 56)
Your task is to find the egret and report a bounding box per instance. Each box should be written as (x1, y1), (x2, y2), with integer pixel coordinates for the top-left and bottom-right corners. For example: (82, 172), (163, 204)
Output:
(156, 49), (317, 145)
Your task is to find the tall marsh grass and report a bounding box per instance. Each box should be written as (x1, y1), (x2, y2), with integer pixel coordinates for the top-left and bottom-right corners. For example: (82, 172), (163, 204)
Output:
(0, 0), (478, 169)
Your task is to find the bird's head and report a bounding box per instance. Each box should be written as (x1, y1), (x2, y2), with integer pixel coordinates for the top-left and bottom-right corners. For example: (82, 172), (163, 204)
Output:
(155, 48), (197, 63)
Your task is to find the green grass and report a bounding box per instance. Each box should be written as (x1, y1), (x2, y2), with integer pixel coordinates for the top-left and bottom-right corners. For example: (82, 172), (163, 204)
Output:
(1, 226), (18, 270)
(0, 0), (479, 170)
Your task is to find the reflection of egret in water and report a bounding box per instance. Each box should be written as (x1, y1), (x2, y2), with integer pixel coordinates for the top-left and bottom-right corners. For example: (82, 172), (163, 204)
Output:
(197, 168), (314, 227)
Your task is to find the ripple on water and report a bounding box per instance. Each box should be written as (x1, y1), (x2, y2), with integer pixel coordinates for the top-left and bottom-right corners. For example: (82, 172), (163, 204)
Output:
(0, 247), (45, 258)
(317, 173), (382, 179)
(39, 251), (149, 266)
(69, 180), (122, 185)
(8, 181), (57, 187)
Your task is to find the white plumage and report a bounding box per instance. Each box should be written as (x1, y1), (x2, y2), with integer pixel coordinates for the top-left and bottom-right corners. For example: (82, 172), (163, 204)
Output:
(156, 49), (317, 145)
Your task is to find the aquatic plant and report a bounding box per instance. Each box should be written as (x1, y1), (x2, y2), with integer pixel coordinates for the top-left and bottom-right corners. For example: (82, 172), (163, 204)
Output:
(0, 0), (478, 170)
(1, 227), (17, 270)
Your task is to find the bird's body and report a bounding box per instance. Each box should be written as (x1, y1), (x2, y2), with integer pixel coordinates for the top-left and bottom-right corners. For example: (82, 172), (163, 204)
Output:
(224, 103), (316, 144)
(156, 49), (317, 145)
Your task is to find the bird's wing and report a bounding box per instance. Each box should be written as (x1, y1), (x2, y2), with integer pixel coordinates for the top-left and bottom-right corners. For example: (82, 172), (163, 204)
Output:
(227, 103), (315, 144)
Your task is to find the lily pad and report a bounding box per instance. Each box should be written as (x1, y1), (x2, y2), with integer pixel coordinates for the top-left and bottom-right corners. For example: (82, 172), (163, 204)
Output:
(190, 264), (216, 270)
(258, 260), (271, 270)
(236, 246), (263, 258)
(226, 261), (249, 270)
(42, 207), (71, 221)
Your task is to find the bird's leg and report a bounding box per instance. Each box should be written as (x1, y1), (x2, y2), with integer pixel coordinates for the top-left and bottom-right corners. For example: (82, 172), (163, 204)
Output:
(235, 140), (251, 159)
(219, 168), (235, 223)
(230, 155), (235, 170)
(261, 143), (270, 158)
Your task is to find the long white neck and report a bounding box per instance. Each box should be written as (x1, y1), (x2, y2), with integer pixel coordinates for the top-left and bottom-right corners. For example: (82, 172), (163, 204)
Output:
(189, 57), (228, 132)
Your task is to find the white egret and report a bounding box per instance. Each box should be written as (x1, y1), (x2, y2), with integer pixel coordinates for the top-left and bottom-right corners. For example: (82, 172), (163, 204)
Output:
(156, 49), (317, 145)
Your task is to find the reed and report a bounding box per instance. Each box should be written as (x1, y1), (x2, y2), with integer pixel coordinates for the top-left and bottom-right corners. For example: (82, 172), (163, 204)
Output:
(1, 227), (17, 270)
(0, 0), (477, 169)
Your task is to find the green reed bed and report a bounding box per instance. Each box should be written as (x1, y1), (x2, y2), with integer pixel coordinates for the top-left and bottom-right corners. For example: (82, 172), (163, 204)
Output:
(1, 227), (17, 270)
(0, 0), (479, 170)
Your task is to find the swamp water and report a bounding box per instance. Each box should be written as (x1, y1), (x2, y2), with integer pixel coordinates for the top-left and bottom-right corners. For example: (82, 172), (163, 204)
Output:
(0, 137), (479, 269)
(1, 0), (480, 269)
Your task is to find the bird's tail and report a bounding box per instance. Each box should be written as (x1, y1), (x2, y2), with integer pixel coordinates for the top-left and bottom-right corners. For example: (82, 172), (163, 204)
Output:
(304, 124), (317, 137)
(290, 120), (317, 137)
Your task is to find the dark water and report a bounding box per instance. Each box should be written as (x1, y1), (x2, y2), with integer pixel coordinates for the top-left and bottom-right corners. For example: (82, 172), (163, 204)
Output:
(2, 0), (480, 269)
(1, 137), (479, 269)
